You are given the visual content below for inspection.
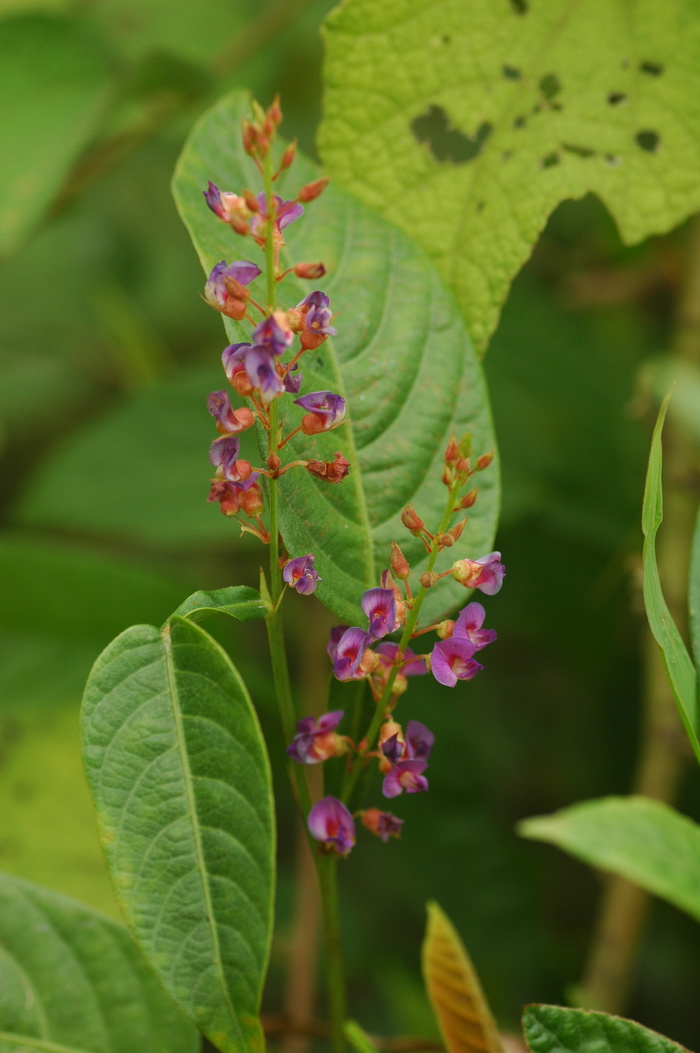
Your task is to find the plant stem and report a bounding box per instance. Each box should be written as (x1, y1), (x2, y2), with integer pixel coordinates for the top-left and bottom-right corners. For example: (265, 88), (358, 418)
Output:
(317, 854), (348, 1053)
(578, 217), (700, 1012)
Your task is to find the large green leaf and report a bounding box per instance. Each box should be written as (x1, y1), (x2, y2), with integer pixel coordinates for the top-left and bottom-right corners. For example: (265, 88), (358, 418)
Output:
(82, 615), (274, 1053)
(519, 795), (700, 923)
(319, 0), (700, 352)
(642, 395), (699, 762)
(173, 585), (268, 623)
(0, 873), (198, 1053)
(0, 14), (114, 259)
(172, 92), (499, 624)
(522, 1004), (689, 1053)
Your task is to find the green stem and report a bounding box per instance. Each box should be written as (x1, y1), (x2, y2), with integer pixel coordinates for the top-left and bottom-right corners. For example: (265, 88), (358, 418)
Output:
(341, 486), (459, 804)
(317, 854), (347, 1053)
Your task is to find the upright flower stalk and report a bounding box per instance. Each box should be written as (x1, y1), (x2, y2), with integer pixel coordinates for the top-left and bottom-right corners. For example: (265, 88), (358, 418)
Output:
(200, 97), (503, 1053)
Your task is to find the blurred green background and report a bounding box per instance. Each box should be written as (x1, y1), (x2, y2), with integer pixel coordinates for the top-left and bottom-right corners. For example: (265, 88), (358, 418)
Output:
(1, 0), (700, 1049)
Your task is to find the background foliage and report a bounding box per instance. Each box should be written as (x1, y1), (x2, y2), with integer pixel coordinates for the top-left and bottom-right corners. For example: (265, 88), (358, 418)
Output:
(1, 0), (700, 1050)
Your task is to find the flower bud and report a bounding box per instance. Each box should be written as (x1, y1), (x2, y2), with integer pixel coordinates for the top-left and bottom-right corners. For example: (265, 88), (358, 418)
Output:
(447, 518), (467, 544)
(458, 489), (479, 510)
(233, 459), (252, 481)
(267, 451), (281, 472)
(390, 541), (410, 580)
(476, 450), (494, 471)
(298, 177), (329, 203)
(294, 261), (327, 279)
(419, 571), (436, 589)
(401, 504), (425, 536)
(439, 533), (455, 548)
(242, 119), (256, 155)
(306, 453), (351, 483)
(280, 139), (297, 171)
(267, 94), (282, 127)
(437, 620), (454, 639)
(243, 189), (260, 212)
(230, 213), (250, 236)
(444, 436), (459, 466)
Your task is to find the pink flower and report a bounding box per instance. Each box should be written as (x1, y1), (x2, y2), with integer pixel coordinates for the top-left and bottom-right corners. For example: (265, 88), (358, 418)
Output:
(430, 637), (483, 687)
(307, 797), (355, 856)
(450, 552), (505, 595)
(287, 711), (344, 764)
(453, 602), (497, 650)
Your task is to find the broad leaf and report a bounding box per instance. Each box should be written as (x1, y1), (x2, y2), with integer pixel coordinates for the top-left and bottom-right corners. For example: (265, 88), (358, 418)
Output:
(422, 902), (503, 1053)
(0, 15), (114, 259)
(173, 585), (268, 623)
(642, 394), (699, 762)
(522, 1004), (689, 1053)
(173, 92), (499, 624)
(319, 0), (700, 352)
(0, 873), (198, 1053)
(519, 795), (700, 923)
(82, 615), (274, 1053)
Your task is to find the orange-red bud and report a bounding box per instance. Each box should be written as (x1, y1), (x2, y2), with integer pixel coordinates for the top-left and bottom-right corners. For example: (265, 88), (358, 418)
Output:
(298, 177), (329, 203)
(267, 94), (282, 127)
(419, 571), (437, 589)
(280, 139), (297, 171)
(242, 119), (256, 155)
(267, 451), (281, 472)
(459, 489), (479, 509)
(401, 503), (425, 536)
(234, 459), (252, 481)
(476, 450), (494, 471)
(437, 620), (455, 639)
(230, 213), (250, 236)
(230, 371), (254, 397)
(243, 188), (260, 212)
(447, 518), (467, 543)
(444, 436), (459, 466)
(390, 541), (410, 579)
(294, 261), (327, 279)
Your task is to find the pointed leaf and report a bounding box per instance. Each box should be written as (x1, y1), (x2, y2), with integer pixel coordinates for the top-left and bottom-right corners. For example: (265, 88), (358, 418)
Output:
(0, 873), (198, 1053)
(173, 585), (268, 623)
(688, 502), (700, 675)
(519, 795), (700, 923)
(320, 0), (700, 352)
(642, 394), (699, 762)
(522, 1004), (689, 1053)
(81, 616), (275, 1053)
(345, 1021), (381, 1053)
(422, 901), (503, 1053)
(172, 92), (499, 624)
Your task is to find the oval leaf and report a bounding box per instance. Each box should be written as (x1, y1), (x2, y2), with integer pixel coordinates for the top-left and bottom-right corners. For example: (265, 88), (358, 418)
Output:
(81, 616), (275, 1053)
(172, 585), (268, 623)
(519, 795), (700, 923)
(0, 873), (198, 1053)
(522, 1005), (689, 1053)
(172, 92), (499, 625)
(642, 394), (699, 762)
(422, 901), (503, 1053)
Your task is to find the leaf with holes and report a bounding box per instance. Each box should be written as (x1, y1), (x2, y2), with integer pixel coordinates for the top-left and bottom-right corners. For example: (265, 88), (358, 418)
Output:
(320, 0), (700, 352)
(172, 92), (499, 625)
(0, 873), (198, 1053)
(422, 902), (503, 1053)
(81, 615), (274, 1053)
(522, 1005), (689, 1053)
(519, 796), (700, 923)
(642, 394), (699, 763)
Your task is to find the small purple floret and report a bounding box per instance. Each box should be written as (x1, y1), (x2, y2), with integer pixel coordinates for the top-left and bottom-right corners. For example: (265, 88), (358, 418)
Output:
(307, 796), (356, 855)
(283, 554), (321, 595)
(332, 627), (372, 680)
(405, 720), (434, 761)
(293, 391), (346, 430)
(431, 637), (483, 687)
(245, 347), (283, 402)
(204, 260), (261, 306)
(252, 193), (305, 234)
(454, 602), (497, 650)
(382, 759), (429, 798)
(252, 315), (293, 356)
(221, 342), (251, 380)
(375, 643), (427, 677)
(287, 710), (344, 764)
(361, 587), (397, 639)
(296, 291), (337, 337)
(209, 435), (241, 481)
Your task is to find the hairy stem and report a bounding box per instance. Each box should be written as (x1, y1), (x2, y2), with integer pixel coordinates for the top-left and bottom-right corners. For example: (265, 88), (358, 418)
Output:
(579, 217), (700, 1012)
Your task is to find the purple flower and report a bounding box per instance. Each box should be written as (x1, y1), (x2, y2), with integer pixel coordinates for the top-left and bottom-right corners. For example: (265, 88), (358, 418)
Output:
(360, 808), (404, 843)
(245, 347), (284, 403)
(361, 587), (397, 639)
(431, 637), (483, 687)
(451, 552), (506, 595)
(382, 759), (429, 798)
(203, 182), (249, 223)
(405, 720), (434, 761)
(332, 627), (373, 681)
(283, 554), (321, 595)
(454, 602), (497, 650)
(251, 193), (304, 237)
(209, 435), (241, 481)
(221, 343), (251, 381)
(207, 391), (254, 434)
(290, 291), (337, 349)
(293, 391), (346, 434)
(375, 643), (427, 677)
(307, 796), (356, 856)
(204, 260), (261, 308)
(284, 367), (303, 394)
(252, 315), (293, 356)
(327, 625), (349, 661)
(287, 711), (344, 764)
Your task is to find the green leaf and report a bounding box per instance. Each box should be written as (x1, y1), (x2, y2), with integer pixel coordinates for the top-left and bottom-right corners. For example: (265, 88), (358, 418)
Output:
(172, 91), (499, 624)
(0, 15), (114, 259)
(0, 873), (198, 1053)
(522, 1004), (689, 1053)
(689, 502), (700, 676)
(173, 585), (269, 623)
(642, 394), (699, 762)
(319, 0), (700, 352)
(81, 616), (275, 1053)
(518, 795), (700, 923)
(345, 1021), (380, 1053)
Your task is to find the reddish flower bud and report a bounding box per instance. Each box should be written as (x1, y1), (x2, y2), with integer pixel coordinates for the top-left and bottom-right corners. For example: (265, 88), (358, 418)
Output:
(401, 504), (425, 536)
(298, 177), (329, 203)
(267, 451), (281, 472)
(419, 571), (437, 589)
(229, 214), (249, 236)
(476, 450), (494, 471)
(437, 620), (455, 639)
(390, 541), (410, 580)
(243, 189), (260, 212)
(447, 518), (468, 543)
(306, 452), (350, 483)
(458, 489), (479, 509)
(444, 436), (460, 466)
(360, 808), (404, 842)
(267, 94), (282, 127)
(294, 261), (327, 279)
(280, 139), (297, 171)
(233, 459), (252, 481)
(242, 119), (256, 155)
(231, 370), (254, 397)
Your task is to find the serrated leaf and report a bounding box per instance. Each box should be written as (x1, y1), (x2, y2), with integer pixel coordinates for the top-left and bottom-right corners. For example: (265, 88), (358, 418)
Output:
(172, 92), (499, 624)
(173, 585), (268, 623)
(422, 902), (503, 1053)
(522, 1004), (689, 1053)
(0, 873), (198, 1053)
(0, 14), (114, 258)
(642, 394), (699, 762)
(319, 0), (700, 351)
(519, 795), (700, 924)
(81, 616), (274, 1053)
